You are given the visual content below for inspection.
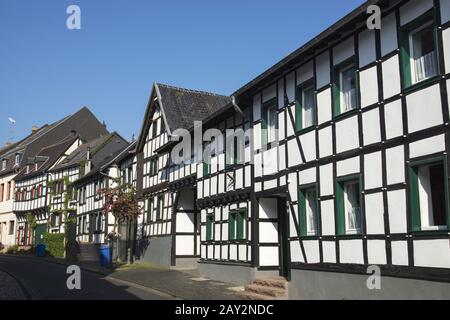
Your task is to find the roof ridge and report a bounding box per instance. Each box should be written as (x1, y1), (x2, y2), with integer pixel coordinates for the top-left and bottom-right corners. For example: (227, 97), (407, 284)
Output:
(156, 82), (230, 99)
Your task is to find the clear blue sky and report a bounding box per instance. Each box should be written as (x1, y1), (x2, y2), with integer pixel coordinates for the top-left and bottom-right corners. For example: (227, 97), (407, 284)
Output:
(0, 0), (365, 144)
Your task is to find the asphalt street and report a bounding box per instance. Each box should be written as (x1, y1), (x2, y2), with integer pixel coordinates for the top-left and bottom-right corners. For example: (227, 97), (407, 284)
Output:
(0, 254), (173, 300)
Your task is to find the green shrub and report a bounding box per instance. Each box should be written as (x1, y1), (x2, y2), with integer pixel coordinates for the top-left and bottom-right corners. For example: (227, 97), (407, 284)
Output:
(6, 245), (19, 255)
(43, 233), (65, 258)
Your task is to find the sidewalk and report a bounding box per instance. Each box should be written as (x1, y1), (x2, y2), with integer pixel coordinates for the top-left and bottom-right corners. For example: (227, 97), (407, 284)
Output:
(109, 268), (240, 300)
(42, 256), (240, 300)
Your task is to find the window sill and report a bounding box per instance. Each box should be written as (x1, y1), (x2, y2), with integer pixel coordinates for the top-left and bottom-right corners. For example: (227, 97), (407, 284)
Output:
(411, 229), (449, 236)
(229, 239), (247, 244)
(332, 108), (359, 121)
(295, 125), (316, 135)
(403, 75), (441, 94)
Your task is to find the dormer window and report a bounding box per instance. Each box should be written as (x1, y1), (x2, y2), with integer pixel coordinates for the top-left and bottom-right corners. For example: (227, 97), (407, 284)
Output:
(15, 154), (21, 166)
(1, 159), (6, 171)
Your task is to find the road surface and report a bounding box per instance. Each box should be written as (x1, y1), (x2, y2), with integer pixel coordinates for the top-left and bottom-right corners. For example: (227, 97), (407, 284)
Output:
(0, 254), (173, 300)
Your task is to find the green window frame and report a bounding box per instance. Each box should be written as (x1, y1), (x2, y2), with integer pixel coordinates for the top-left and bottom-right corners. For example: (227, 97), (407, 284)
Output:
(408, 156), (449, 232)
(206, 213), (214, 241)
(146, 198), (153, 223)
(202, 161), (210, 176)
(229, 209), (246, 241)
(298, 186), (319, 237)
(399, 10), (440, 89)
(335, 175), (363, 235)
(261, 98), (278, 147)
(295, 79), (316, 132)
(225, 136), (239, 169)
(332, 57), (359, 117)
(156, 195), (163, 221)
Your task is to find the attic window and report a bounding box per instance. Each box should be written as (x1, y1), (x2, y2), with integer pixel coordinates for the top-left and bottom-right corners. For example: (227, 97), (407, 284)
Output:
(1, 159), (6, 171)
(15, 154), (21, 166)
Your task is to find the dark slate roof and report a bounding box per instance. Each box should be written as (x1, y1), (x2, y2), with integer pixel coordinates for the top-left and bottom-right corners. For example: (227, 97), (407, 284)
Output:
(9, 106), (109, 181)
(0, 124), (59, 176)
(137, 83), (230, 152)
(101, 140), (137, 169)
(73, 133), (130, 184)
(14, 136), (78, 181)
(156, 83), (231, 132)
(51, 134), (118, 172)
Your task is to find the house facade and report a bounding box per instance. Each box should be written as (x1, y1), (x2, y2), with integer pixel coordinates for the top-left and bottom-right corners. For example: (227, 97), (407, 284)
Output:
(135, 0), (450, 299)
(72, 133), (129, 246)
(135, 83), (230, 268)
(12, 107), (109, 246)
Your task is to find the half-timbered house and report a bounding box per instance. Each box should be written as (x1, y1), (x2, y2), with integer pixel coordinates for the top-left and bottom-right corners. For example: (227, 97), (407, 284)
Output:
(72, 133), (129, 245)
(12, 107), (108, 246)
(136, 0), (450, 299)
(135, 83), (230, 268)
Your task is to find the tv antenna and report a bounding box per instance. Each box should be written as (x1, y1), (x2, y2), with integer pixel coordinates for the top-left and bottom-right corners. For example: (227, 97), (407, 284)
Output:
(8, 117), (16, 144)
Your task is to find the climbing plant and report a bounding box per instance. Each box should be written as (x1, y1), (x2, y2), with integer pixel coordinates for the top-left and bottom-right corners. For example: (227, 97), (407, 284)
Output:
(25, 212), (37, 230)
(100, 179), (142, 236)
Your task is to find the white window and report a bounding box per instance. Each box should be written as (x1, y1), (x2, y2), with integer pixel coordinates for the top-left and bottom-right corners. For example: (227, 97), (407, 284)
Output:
(305, 189), (318, 236)
(344, 181), (361, 234)
(1, 159), (6, 171)
(409, 23), (437, 84)
(340, 64), (357, 112)
(267, 105), (277, 143)
(417, 163), (447, 231)
(302, 86), (316, 128)
(15, 154), (21, 166)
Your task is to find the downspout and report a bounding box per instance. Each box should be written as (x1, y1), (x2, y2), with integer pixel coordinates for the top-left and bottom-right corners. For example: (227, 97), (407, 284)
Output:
(231, 96), (245, 117)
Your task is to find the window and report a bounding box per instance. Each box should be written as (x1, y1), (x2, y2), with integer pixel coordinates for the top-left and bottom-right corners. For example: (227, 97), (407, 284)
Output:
(146, 198), (153, 223)
(156, 195), (163, 221)
(78, 186), (87, 205)
(336, 177), (362, 235)
(203, 162), (210, 177)
(0, 184), (3, 202)
(333, 59), (357, 116)
(8, 221), (14, 235)
(409, 159), (448, 231)
(94, 180), (102, 201)
(340, 64), (357, 112)
(14, 154), (21, 166)
(261, 99), (278, 146)
(400, 12), (439, 88)
(149, 158), (158, 176)
(160, 119), (165, 135)
(6, 182), (11, 200)
(152, 120), (158, 138)
(226, 137), (239, 168)
(127, 167), (133, 185)
(295, 81), (316, 131)
(206, 213), (214, 241)
(1, 159), (6, 171)
(50, 214), (61, 228)
(229, 209), (246, 241)
(409, 23), (438, 84)
(299, 187), (319, 236)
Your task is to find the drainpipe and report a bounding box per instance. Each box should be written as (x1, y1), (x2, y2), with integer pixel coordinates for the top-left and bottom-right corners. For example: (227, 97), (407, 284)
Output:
(231, 96), (245, 117)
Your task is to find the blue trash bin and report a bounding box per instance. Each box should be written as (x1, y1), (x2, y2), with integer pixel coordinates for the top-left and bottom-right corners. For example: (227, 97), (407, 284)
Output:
(99, 245), (111, 267)
(36, 244), (46, 257)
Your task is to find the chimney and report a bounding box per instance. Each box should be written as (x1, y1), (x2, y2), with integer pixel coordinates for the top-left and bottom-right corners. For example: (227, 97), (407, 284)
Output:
(85, 147), (92, 174)
(5, 142), (12, 148)
(32, 125), (39, 134)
